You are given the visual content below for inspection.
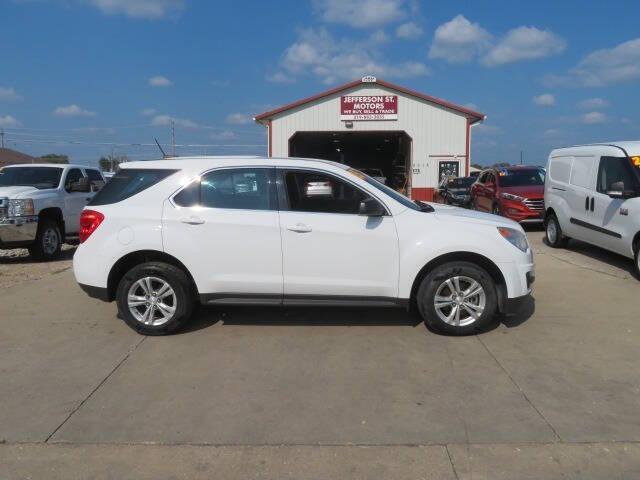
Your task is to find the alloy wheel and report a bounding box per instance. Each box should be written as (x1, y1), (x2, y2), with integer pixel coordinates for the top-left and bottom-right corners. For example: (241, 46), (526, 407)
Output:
(127, 276), (177, 326)
(42, 227), (59, 255)
(546, 219), (558, 245)
(433, 275), (486, 327)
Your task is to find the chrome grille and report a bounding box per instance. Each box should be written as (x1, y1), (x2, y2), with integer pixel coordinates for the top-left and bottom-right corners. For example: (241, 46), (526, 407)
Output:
(524, 198), (544, 211)
(0, 197), (8, 219)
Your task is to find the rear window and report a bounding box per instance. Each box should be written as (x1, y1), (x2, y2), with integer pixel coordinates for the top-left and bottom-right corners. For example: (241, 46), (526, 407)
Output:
(89, 168), (176, 206)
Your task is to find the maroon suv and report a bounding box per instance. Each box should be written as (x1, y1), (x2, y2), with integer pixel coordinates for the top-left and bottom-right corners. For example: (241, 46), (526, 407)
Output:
(471, 166), (545, 223)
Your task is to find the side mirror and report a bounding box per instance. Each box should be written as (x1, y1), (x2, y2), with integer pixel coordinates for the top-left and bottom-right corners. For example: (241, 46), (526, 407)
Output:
(607, 181), (635, 199)
(359, 198), (385, 217)
(69, 177), (90, 193)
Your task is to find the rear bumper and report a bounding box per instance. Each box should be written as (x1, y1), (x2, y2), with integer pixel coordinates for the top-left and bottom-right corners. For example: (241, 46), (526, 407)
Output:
(0, 216), (38, 246)
(78, 283), (111, 302)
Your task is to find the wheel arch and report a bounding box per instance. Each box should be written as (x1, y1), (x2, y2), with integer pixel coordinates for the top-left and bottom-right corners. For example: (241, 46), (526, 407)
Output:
(38, 207), (65, 237)
(107, 250), (198, 302)
(633, 231), (640, 255)
(409, 251), (508, 313)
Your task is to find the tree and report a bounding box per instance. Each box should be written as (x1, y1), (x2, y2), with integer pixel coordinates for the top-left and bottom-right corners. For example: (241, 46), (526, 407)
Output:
(99, 154), (128, 172)
(40, 153), (69, 164)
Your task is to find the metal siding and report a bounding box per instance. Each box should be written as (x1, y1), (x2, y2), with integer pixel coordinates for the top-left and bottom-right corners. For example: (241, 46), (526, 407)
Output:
(270, 84), (469, 190)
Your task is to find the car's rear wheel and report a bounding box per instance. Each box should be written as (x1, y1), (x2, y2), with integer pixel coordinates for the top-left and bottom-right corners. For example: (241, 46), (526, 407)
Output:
(29, 218), (62, 261)
(634, 243), (640, 277)
(417, 261), (498, 335)
(545, 213), (568, 248)
(116, 261), (195, 335)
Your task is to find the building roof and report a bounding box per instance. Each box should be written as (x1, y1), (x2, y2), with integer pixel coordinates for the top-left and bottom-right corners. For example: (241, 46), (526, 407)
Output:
(0, 148), (37, 168)
(254, 77), (486, 124)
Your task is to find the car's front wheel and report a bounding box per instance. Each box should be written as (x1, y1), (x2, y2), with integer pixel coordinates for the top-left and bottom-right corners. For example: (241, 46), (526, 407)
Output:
(417, 261), (498, 335)
(116, 261), (195, 335)
(29, 218), (62, 261)
(634, 244), (640, 278)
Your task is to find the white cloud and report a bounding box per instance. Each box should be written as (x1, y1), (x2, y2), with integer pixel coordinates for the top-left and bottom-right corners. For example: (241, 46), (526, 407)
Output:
(582, 111), (608, 124)
(313, 0), (406, 28)
(0, 87), (22, 102)
(225, 113), (253, 125)
(547, 38), (640, 87)
(209, 131), (237, 140)
(278, 27), (429, 84)
(87, 0), (184, 20)
(148, 75), (172, 87)
(428, 15), (492, 64)
(396, 22), (423, 39)
(578, 98), (608, 109)
(266, 72), (296, 84)
(151, 114), (198, 128)
(543, 128), (562, 137)
(482, 26), (565, 66)
(474, 123), (502, 135)
(532, 93), (555, 107)
(140, 108), (157, 116)
(53, 104), (96, 117)
(0, 115), (22, 127)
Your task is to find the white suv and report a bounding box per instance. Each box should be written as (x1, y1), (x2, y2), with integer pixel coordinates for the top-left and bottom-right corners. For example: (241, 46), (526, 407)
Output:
(544, 142), (640, 275)
(73, 157), (535, 336)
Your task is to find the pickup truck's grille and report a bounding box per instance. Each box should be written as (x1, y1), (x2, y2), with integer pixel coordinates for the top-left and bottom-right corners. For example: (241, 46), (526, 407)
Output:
(0, 198), (8, 219)
(524, 199), (544, 211)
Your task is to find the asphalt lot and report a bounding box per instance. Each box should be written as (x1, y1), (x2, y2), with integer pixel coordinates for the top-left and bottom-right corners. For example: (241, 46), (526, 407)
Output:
(1, 228), (639, 479)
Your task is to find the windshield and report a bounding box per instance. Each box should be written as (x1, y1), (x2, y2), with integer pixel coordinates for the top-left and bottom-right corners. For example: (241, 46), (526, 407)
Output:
(347, 168), (420, 211)
(0, 167), (63, 189)
(499, 168), (545, 187)
(448, 177), (475, 188)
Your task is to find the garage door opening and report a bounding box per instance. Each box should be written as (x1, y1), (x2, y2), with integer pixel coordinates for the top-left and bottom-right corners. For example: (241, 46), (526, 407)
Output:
(289, 131), (412, 195)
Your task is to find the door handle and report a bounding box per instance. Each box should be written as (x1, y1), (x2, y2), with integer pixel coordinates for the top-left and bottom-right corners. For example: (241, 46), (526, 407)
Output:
(585, 196), (590, 211)
(590, 197), (595, 212)
(181, 216), (205, 225)
(287, 223), (312, 233)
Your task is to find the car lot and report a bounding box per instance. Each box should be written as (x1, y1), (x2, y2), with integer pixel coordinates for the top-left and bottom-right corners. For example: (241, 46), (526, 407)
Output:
(1, 229), (639, 479)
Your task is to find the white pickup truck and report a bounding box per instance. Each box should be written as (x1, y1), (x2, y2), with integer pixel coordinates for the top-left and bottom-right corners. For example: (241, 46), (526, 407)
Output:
(0, 163), (105, 260)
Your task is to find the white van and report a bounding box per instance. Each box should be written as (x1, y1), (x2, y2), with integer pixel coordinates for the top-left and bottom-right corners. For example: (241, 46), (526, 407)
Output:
(544, 142), (640, 275)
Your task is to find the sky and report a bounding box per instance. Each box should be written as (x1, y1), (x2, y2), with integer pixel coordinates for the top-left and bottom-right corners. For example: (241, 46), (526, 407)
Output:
(1, 0), (640, 167)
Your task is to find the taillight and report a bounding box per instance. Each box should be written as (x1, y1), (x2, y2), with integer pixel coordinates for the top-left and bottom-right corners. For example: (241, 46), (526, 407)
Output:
(79, 209), (104, 243)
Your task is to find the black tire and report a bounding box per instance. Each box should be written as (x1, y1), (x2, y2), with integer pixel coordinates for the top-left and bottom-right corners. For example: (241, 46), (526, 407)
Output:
(417, 261), (498, 336)
(116, 261), (195, 335)
(544, 213), (568, 248)
(28, 218), (62, 261)
(634, 243), (640, 278)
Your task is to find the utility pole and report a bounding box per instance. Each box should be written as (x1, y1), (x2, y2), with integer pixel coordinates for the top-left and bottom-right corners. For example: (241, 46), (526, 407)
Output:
(0, 128), (4, 148)
(171, 120), (176, 157)
(520, 150), (523, 165)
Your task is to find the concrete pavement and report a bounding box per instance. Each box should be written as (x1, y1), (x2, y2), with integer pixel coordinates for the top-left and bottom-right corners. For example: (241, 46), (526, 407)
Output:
(1, 230), (639, 478)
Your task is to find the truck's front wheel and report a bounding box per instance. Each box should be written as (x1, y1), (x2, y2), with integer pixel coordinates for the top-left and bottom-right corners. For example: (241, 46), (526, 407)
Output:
(29, 219), (62, 261)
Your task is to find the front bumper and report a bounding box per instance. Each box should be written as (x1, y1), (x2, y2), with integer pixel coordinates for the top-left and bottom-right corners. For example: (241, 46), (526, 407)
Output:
(0, 215), (38, 246)
(79, 283), (111, 302)
(499, 200), (544, 223)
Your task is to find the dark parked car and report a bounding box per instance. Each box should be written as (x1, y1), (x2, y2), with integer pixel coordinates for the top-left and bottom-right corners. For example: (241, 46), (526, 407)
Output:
(440, 176), (475, 207)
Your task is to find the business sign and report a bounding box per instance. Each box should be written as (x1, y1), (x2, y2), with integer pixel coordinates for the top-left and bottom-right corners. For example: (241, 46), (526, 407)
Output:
(340, 95), (398, 121)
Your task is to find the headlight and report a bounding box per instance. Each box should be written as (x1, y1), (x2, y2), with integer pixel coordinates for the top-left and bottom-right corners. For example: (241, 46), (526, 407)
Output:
(8, 199), (35, 217)
(497, 227), (529, 253)
(500, 192), (525, 202)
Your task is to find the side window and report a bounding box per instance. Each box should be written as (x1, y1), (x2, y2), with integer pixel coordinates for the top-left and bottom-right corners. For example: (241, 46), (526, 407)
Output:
(200, 168), (274, 210)
(477, 172), (487, 184)
(486, 172), (495, 185)
(596, 157), (636, 193)
(64, 168), (83, 191)
(284, 170), (368, 214)
(86, 169), (103, 182)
